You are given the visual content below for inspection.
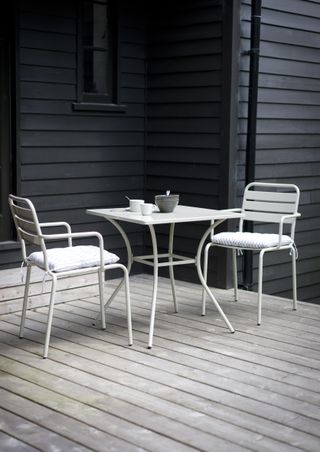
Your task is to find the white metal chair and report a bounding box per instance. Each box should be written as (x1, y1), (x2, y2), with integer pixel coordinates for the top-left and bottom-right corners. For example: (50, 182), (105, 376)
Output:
(202, 182), (301, 325)
(9, 194), (133, 358)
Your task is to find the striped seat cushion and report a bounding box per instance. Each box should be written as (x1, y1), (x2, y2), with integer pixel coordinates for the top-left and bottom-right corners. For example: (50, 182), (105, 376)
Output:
(211, 232), (293, 249)
(27, 245), (119, 272)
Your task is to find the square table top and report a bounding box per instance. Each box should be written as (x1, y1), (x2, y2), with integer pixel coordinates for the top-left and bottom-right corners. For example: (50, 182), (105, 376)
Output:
(87, 205), (242, 226)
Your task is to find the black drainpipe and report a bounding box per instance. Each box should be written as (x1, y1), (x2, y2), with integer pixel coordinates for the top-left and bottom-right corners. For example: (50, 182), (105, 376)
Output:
(243, 0), (262, 290)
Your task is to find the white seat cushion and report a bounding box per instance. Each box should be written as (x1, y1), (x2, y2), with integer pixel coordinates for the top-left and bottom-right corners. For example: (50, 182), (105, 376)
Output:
(27, 245), (119, 272)
(211, 232), (293, 249)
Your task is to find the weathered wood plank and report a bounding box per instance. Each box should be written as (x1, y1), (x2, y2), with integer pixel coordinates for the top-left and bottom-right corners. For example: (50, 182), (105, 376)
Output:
(0, 355), (242, 452)
(4, 309), (320, 434)
(0, 431), (37, 451)
(73, 293), (320, 360)
(48, 300), (320, 387)
(0, 388), (142, 452)
(0, 407), (90, 451)
(0, 368), (196, 452)
(0, 323), (317, 452)
(1, 275), (320, 451)
(8, 297), (320, 406)
(0, 336), (271, 451)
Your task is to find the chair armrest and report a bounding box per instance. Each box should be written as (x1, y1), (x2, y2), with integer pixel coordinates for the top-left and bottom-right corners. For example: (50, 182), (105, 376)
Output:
(283, 213), (301, 219)
(210, 208), (242, 239)
(41, 231), (105, 268)
(278, 213), (301, 245)
(223, 208), (242, 212)
(41, 231), (104, 266)
(41, 230), (103, 243)
(39, 222), (72, 246)
(39, 221), (72, 229)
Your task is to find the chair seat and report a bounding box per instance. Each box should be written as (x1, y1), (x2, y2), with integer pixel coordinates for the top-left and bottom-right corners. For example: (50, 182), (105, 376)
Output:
(27, 245), (119, 272)
(212, 232), (293, 250)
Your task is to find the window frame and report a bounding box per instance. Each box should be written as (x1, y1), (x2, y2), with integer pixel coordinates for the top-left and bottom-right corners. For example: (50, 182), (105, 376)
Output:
(73, 0), (126, 112)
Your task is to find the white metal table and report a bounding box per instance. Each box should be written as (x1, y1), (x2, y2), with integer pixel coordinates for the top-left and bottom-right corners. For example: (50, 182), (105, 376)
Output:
(87, 205), (242, 348)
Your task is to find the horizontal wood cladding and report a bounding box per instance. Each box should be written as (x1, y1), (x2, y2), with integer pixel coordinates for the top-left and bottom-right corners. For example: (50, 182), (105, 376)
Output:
(21, 161), (144, 180)
(149, 55), (222, 75)
(20, 100), (144, 117)
(20, 12), (76, 35)
(20, 115), (145, 131)
(146, 147), (220, 164)
(147, 102), (221, 118)
(20, 66), (75, 85)
(145, 0), (224, 285)
(20, 146), (145, 164)
(0, 0), (146, 271)
(149, 22), (223, 44)
(3, 0), (318, 304)
(20, 49), (76, 68)
(147, 161), (219, 180)
(238, 0), (320, 303)
(20, 132), (144, 147)
(20, 29), (76, 53)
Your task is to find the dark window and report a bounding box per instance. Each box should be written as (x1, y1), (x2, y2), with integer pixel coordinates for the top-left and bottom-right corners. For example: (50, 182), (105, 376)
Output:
(80, 0), (116, 104)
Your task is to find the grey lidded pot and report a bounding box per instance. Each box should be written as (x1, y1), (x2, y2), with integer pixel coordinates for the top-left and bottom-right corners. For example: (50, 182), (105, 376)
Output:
(155, 194), (179, 213)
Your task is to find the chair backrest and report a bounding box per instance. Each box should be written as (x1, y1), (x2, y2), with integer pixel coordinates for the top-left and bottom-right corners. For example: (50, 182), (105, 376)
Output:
(239, 182), (300, 238)
(8, 194), (45, 262)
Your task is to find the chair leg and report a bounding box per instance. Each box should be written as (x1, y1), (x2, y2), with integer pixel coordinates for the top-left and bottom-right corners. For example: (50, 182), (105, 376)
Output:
(201, 242), (212, 316)
(232, 249), (238, 302)
(257, 250), (265, 326)
(123, 267), (133, 346)
(292, 246), (297, 311)
(98, 269), (106, 330)
(43, 275), (57, 359)
(19, 265), (32, 339)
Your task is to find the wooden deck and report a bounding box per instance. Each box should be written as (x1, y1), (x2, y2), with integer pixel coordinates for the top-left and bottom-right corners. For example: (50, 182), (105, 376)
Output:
(0, 273), (320, 451)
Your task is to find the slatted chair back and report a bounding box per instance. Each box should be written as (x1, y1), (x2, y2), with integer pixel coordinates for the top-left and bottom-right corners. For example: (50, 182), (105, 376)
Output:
(8, 194), (45, 262)
(239, 182), (300, 239)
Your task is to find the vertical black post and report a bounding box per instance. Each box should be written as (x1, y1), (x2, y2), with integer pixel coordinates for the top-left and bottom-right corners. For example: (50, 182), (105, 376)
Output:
(243, 0), (261, 289)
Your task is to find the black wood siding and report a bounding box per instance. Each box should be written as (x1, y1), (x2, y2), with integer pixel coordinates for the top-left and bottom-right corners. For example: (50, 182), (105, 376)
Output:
(1, 0), (146, 270)
(2, 0), (319, 305)
(238, 0), (320, 303)
(145, 0), (230, 284)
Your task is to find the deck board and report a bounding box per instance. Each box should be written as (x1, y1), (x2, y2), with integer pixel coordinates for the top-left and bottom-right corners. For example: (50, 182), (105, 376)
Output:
(0, 430), (37, 451)
(0, 406), (90, 451)
(0, 274), (320, 451)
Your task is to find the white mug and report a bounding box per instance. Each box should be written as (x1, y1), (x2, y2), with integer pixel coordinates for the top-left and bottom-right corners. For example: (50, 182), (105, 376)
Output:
(129, 199), (144, 212)
(140, 203), (153, 216)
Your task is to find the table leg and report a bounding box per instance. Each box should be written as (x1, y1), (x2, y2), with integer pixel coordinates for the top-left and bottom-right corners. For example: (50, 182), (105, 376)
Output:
(196, 222), (235, 333)
(169, 223), (178, 313)
(93, 218), (133, 324)
(148, 224), (159, 349)
(105, 218), (133, 304)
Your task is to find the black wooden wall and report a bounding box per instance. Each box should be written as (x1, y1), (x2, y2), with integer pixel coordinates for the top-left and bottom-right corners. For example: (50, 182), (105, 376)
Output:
(145, 0), (233, 285)
(1, 0), (320, 303)
(238, 0), (320, 303)
(1, 0), (146, 271)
